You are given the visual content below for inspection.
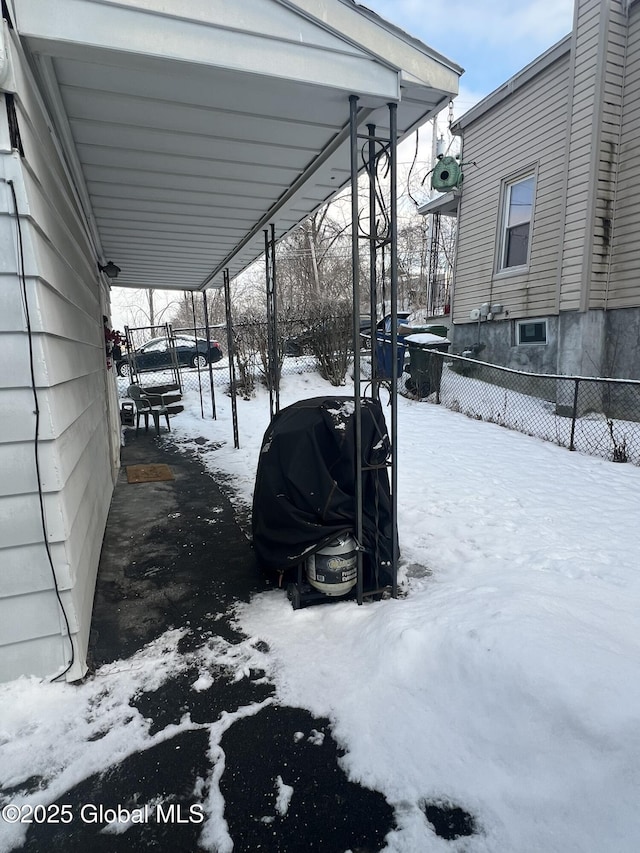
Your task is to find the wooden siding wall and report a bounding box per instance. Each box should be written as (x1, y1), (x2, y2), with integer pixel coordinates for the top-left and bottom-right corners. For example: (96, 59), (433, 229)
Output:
(453, 55), (570, 326)
(588, 1), (627, 307)
(0, 30), (117, 681)
(559, 0), (602, 312)
(609, 1), (640, 307)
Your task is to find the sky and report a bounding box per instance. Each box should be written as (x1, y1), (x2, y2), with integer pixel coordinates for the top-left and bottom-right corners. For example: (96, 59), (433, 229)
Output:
(2, 365), (639, 852)
(361, 0), (575, 116)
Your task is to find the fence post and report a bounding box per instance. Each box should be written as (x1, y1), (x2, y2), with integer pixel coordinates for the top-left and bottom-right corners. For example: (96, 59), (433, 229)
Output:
(569, 378), (579, 451)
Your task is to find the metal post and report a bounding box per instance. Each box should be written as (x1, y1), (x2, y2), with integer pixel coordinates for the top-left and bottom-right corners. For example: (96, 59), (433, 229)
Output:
(165, 321), (181, 391)
(271, 222), (280, 415)
(265, 228), (275, 420)
(190, 291), (204, 418)
(389, 101), (399, 599)
(368, 123), (378, 399)
(350, 94), (364, 605)
(202, 290), (217, 419)
(224, 268), (240, 449)
(569, 379), (579, 452)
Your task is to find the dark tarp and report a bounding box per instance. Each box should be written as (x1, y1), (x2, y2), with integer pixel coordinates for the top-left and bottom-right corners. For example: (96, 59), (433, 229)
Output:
(252, 396), (396, 588)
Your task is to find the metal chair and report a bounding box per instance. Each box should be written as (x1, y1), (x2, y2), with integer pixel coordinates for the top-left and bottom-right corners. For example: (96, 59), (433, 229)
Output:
(127, 385), (171, 436)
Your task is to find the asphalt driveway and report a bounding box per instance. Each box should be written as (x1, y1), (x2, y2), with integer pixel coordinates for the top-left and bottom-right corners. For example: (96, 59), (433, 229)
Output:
(14, 427), (395, 852)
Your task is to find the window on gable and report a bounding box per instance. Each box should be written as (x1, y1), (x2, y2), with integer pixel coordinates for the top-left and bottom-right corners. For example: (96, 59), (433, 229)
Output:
(499, 173), (535, 270)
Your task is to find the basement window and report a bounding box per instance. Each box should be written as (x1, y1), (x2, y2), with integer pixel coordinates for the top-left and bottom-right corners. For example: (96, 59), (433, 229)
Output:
(516, 319), (547, 345)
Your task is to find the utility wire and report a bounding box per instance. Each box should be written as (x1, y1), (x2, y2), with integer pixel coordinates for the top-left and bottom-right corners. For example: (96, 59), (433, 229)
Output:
(8, 179), (75, 682)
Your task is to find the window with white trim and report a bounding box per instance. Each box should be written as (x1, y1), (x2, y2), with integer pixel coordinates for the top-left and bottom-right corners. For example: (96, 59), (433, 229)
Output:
(516, 319), (547, 345)
(499, 173), (535, 270)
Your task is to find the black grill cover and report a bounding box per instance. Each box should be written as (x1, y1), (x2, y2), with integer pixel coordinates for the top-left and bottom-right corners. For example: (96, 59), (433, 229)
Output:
(252, 396), (396, 587)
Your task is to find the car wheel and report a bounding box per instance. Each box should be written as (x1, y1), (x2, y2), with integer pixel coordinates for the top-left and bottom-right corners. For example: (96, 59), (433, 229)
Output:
(191, 354), (208, 369)
(117, 361), (131, 378)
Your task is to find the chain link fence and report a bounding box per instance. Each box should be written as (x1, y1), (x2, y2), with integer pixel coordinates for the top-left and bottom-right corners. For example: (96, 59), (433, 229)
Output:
(115, 318), (340, 400)
(405, 349), (640, 466)
(114, 322), (640, 466)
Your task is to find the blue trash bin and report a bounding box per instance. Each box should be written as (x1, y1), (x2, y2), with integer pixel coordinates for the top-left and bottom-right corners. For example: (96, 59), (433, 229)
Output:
(375, 333), (406, 380)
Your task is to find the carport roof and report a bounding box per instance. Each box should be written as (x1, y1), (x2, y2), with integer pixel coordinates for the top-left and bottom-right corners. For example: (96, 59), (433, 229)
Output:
(8, 0), (462, 290)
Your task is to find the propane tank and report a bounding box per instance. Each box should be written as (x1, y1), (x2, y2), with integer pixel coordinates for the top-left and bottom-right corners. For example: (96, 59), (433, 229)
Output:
(306, 534), (357, 597)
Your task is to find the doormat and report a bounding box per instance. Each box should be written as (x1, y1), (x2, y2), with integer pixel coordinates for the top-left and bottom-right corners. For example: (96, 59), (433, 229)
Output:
(126, 464), (174, 484)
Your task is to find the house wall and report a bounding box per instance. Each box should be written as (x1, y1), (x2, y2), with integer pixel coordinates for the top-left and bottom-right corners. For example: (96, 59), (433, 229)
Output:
(0, 29), (119, 682)
(586, 0), (627, 309)
(451, 51), (570, 366)
(609, 1), (640, 309)
(559, 0), (605, 312)
(451, 0), (640, 379)
(451, 317), (560, 375)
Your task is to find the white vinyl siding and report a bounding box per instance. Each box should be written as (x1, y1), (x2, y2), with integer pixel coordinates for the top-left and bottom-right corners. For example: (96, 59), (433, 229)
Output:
(0, 32), (119, 682)
(453, 52), (570, 324)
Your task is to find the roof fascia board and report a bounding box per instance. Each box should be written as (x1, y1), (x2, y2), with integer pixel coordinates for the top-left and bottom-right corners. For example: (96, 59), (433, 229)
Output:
(452, 34), (571, 132)
(14, 0), (400, 100)
(281, 0), (461, 95)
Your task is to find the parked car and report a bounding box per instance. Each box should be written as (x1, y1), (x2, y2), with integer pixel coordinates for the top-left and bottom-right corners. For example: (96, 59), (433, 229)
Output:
(359, 311), (412, 338)
(116, 334), (223, 377)
(285, 316), (385, 356)
(284, 328), (314, 356)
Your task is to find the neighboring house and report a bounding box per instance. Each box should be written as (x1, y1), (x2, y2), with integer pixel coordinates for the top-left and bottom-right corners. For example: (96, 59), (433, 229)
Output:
(435, 0), (640, 382)
(0, 0), (460, 682)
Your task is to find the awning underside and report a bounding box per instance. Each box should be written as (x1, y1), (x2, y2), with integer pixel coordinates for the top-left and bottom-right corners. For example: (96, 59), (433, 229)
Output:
(10, 0), (460, 290)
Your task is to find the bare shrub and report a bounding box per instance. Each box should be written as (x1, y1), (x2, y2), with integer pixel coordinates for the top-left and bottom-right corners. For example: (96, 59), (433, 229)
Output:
(307, 299), (352, 386)
(232, 310), (263, 399)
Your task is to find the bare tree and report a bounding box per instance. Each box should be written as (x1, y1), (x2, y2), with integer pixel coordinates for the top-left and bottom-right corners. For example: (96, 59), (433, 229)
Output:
(111, 286), (179, 332)
(169, 289), (226, 332)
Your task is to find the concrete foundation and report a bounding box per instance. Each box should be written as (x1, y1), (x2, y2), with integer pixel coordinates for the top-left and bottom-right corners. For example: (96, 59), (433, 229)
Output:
(450, 316), (559, 374)
(451, 306), (640, 380)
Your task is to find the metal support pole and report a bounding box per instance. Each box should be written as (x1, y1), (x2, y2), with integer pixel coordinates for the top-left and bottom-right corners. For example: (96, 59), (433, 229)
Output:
(190, 291), (204, 418)
(271, 223), (280, 415)
(569, 379), (579, 452)
(202, 291), (217, 419)
(367, 123), (378, 399)
(165, 321), (181, 391)
(223, 268), (240, 449)
(350, 94), (364, 606)
(265, 228), (275, 421)
(388, 101), (399, 599)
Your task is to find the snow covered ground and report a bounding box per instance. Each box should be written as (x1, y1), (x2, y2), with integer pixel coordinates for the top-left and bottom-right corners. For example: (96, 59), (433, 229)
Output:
(2, 371), (640, 852)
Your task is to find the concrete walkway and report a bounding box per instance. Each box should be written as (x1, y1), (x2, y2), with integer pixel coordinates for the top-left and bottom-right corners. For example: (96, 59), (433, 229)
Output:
(17, 427), (395, 852)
